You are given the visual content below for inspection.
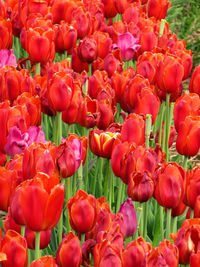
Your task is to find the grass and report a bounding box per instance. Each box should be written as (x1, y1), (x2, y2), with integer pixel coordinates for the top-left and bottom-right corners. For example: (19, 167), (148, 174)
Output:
(166, 0), (200, 69)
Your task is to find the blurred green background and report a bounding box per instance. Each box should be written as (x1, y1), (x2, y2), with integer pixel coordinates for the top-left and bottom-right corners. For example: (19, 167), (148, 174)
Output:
(166, 0), (200, 69)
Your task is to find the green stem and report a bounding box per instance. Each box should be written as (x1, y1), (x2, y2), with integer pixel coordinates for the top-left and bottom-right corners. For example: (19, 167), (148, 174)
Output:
(21, 225), (25, 237)
(92, 157), (99, 196)
(183, 156), (188, 171)
(109, 166), (113, 211)
(35, 231), (41, 260)
(28, 249), (31, 266)
(190, 208), (194, 219)
(140, 204), (144, 237)
(35, 63), (40, 75)
(165, 94), (171, 162)
(143, 201), (148, 240)
(166, 208), (172, 239)
(159, 19), (166, 38)
(44, 113), (49, 141)
(160, 206), (164, 240)
(58, 178), (65, 245)
(88, 63), (92, 77)
(158, 102), (165, 146)
(104, 159), (110, 204)
(66, 178), (71, 233)
(97, 157), (103, 198)
(78, 163), (83, 190)
(145, 115), (152, 148)
(172, 216), (177, 233)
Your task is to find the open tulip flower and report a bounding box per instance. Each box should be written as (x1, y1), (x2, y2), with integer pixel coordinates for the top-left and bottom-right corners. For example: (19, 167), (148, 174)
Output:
(30, 256), (58, 267)
(112, 32), (141, 62)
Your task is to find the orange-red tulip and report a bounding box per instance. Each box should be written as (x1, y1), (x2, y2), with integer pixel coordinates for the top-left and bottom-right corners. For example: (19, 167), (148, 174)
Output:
(67, 190), (97, 234)
(0, 19), (13, 49)
(173, 93), (200, 132)
(170, 219), (200, 265)
(0, 167), (18, 212)
(176, 116), (200, 157)
(30, 256), (58, 267)
(189, 65), (200, 96)
(1, 230), (28, 267)
(10, 172), (65, 231)
(56, 232), (82, 267)
(148, 0), (172, 19)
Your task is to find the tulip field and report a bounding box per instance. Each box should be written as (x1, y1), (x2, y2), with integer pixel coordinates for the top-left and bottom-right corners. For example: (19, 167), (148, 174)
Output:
(1, 0), (200, 266)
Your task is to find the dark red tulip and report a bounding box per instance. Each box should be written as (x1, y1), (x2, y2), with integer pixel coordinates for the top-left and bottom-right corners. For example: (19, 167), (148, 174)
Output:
(154, 162), (186, 209)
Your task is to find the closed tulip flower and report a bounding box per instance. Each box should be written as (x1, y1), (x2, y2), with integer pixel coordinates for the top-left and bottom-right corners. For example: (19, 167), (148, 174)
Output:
(0, 19), (13, 49)
(30, 256), (58, 267)
(67, 190), (97, 234)
(173, 93), (200, 132)
(78, 37), (97, 63)
(22, 27), (55, 64)
(184, 166), (200, 209)
(156, 54), (184, 95)
(10, 172), (65, 232)
(56, 138), (82, 178)
(176, 116), (200, 157)
(189, 65), (200, 96)
(56, 232), (82, 267)
(121, 113), (145, 145)
(148, 0), (172, 19)
(89, 129), (120, 159)
(0, 167), (18, 212)
(1, 230), (28, 267)
(118, 198), (137, 237)
(154, 162), (186, 209)
(47, 72), (73, 112)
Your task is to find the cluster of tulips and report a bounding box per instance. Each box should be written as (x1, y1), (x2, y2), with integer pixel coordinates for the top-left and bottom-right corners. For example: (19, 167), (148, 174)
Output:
(0, 0), (200, 266)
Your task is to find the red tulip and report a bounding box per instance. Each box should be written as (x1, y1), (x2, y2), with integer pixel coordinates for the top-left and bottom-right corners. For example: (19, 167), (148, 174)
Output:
(175, 49), (193, 80)
(94, 240), (123, 267)
(156, 54), (184, 95)
(30, 256), (58, 267)
(190, 251), (200, 267)
(102, 0), (117, 18)
(4, 208), (51, 250)
(148, 0), (172, 19)
(56, 138), (82, 178)
(1, 230), (28, 267)
(93, 31), (112, 59)
(22, 27), (55, 64)
(47, 72), (73, 112)
(56, 232), (82, 267)
(0, 167), (18, 212)
(22, 142), (57, 181)
(0, 19), (13, 49)
(173, 93), (200, 132)
(71, 7), (91, 39)
(78, 37), (97, 63)
(154, 162), (186, 209)
(121, 113), (145, 145)
(184, 166), (200, 209)
(176, 116), (200, 157)
(67, 190), (97, 234)
(170, 219), (200, 265)
(111, 141), (136, 184)
(10, 172), (65, 231)
(189, 65), (200, 96)
(54, 22), (77, 53)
